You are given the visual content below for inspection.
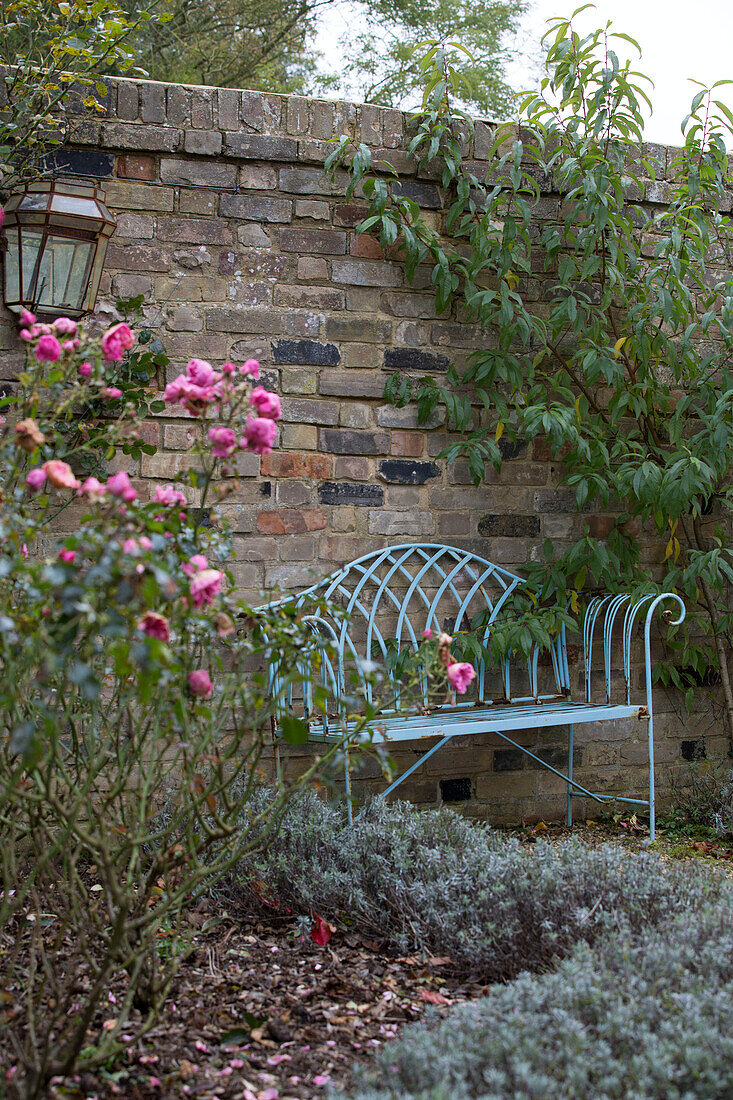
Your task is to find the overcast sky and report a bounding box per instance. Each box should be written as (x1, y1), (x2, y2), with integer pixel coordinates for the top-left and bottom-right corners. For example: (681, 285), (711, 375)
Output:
(316, 0), (733, 146)
(512, 0), (733, 145)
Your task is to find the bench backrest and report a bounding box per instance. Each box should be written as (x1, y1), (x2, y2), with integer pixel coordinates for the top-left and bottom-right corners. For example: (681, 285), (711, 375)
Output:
(269, 543), (571, 716)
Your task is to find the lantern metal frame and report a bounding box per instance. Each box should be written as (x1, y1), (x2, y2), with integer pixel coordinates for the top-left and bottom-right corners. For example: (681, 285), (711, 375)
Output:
(0, 178), (116, 321)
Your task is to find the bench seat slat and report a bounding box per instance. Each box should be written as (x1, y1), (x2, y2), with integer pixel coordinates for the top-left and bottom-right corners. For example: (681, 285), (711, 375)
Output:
(309, 701), (643, 744)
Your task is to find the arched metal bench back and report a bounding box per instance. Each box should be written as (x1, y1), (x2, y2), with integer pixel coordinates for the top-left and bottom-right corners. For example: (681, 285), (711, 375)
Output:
(285, 543), (570, 709)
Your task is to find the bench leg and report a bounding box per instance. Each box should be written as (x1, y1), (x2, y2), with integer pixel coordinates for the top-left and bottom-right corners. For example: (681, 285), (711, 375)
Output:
(566, 724), (574, 828)
(648, 713), (655, 843)
(273, 739), (283, 790)
(344, 747), (353, 826)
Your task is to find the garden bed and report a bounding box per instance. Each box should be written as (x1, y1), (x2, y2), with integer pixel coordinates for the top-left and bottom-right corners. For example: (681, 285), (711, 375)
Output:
(28, 910), (481, 1100)
(16, 815), (727, 1100)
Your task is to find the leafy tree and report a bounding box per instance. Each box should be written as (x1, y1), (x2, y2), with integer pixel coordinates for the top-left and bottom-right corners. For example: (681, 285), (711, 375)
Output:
(121, 0), (525, 116)
(0, 0), (165, 196)
(318, 0), (526, 115)
(327, 11), (733, 741)
(119, 0), (318, 92)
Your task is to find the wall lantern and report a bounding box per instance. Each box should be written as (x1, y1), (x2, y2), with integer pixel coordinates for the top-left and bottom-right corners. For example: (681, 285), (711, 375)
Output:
(1, 179), (116, 321)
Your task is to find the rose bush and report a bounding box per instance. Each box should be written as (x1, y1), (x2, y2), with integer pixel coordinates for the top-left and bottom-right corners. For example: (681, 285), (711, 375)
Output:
(0, 310), (358, 1098)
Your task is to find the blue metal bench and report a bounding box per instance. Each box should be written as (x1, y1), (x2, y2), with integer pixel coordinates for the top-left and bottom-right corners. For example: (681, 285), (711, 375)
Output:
(265, 543), (684, 840)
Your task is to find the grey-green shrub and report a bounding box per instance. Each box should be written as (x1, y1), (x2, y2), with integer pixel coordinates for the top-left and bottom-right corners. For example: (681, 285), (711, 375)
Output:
(335, 896), (733, 1100)
(235, 792), (722, 981)
(713, 774), (733, 837)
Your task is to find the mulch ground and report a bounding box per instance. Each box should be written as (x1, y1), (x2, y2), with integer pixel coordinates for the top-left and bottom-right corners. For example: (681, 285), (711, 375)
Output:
(30, 816), (732, 1099)
(47, 915), (487, 1100)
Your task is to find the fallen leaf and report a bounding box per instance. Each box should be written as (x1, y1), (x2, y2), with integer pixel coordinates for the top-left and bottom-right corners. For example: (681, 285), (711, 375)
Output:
(419, 989), (451, 1005)
(311, 915), (336, 946)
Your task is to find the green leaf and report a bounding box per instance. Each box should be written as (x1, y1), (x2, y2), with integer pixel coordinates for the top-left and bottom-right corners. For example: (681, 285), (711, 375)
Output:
(279, 714), (309, 745)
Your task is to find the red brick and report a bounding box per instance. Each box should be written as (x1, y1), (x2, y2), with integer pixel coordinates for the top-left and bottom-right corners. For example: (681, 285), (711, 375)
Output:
(118, 419), (160, 446)
(588, 515), (616, 539)
(391, 430), (425, 457)
(334, 456), (372, 480)
(117, 154), (156, 180)
(349, 233), (384, 258)
(334, 204), (370, 227)
(280, 228), (347, 254)
(257, 508), (326, 534)
(260, 451), (333, 479)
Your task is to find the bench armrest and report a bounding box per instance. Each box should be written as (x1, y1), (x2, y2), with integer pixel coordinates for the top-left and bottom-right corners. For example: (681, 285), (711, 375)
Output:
(583, 592), (686, 710)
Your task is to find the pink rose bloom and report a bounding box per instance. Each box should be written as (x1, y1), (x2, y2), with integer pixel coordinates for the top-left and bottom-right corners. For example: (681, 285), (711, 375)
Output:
(154, 484), (187, 507)
(19, 329), (32, 342)
(422, 628), (433, 639)
(20, 308), (35, 326)
(106, 471), (137, 502)
(122, 535), (152, 555)
(63, 340), (76, 353)
(208, 426), (237, 457)
(242, 416), (277, 455)
(35, 334), (62, 362)
(53, 318), (77, 336)
(221, 361), (236, 376)
(183, 553), (208, 577)
(190, 568), (224, 608)
(25, 467), (46, 491)
(446, 661), (477, 695)
(241, 358), (260, 378)
(79, 362), (92, 377)
(21, 543), (28, 559)
(43, 460), (80, 490)
(101, 322), (135, 362)
(248, 386), (281, 420)
(138, 611), (170, 642)
(102, 387), (123, 399)
(186, 358), (217, 387)
(188, 669), (213, 698)
(31, 324), (51, 337)
(78, 476), (106, 500)
(164, 375), (219, 417)
(438, 631), (454, 667)
(59, 549), (76, 564)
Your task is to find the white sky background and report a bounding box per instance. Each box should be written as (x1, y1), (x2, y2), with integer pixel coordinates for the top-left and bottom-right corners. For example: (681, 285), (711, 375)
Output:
(315, 0), (733, 146)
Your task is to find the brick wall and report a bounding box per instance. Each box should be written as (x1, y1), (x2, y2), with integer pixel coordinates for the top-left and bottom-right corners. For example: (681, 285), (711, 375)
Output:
(0, 76), (725, 822)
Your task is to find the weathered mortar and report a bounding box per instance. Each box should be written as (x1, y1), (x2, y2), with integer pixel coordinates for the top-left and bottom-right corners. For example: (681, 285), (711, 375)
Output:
(0, 76), (726, 821)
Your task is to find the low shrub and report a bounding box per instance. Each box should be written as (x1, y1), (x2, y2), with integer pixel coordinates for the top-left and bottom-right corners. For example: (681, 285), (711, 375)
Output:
(664, 760), (733, 832)
(234, 792), (723, 981)
(713, 773), (733, 837)
(336, 896), (733, 1099)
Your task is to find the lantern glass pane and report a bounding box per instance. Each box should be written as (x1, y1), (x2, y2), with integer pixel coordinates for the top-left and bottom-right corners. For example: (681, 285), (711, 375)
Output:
(4, 227), (20, 303)
(20, 228), (44, 299)
(18, 192), (50, 212)
(49, 194), (99, 217)
(21, 229), (95, 313)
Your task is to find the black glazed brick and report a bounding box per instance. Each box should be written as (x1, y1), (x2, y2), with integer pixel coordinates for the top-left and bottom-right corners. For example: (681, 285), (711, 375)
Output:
(318, 482), (384, 506)
(378, 459), (441, 485)
(272, 339), (340, 366)
(384, 348), (450, 372)
(478, 514), (540, 537)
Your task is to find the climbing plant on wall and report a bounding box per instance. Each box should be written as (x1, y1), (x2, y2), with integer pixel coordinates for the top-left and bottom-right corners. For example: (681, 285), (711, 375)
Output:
(327, 10), (733, 741)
